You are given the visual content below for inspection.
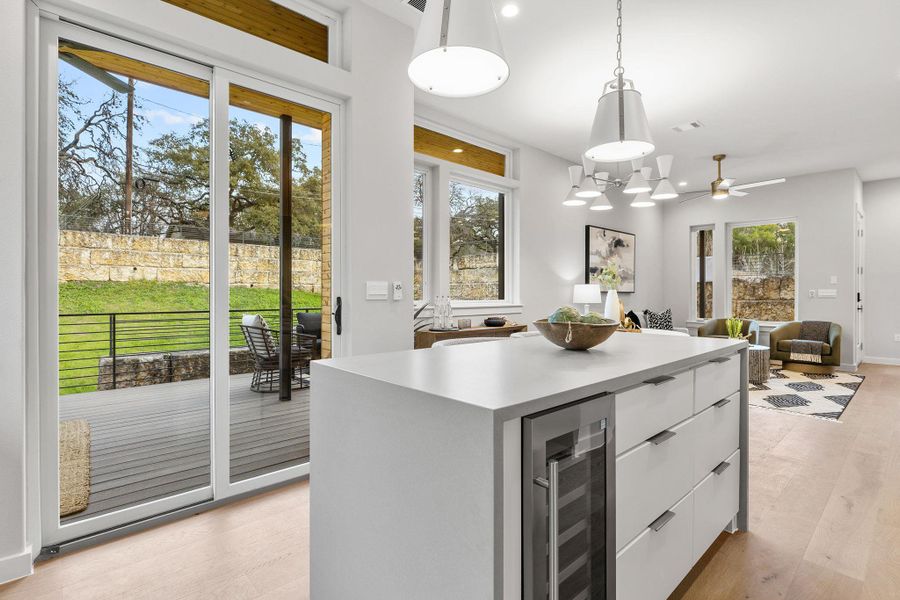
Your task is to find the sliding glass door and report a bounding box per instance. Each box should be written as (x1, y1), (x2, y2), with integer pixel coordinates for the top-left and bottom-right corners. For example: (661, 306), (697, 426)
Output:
(41, 20), (341, 545)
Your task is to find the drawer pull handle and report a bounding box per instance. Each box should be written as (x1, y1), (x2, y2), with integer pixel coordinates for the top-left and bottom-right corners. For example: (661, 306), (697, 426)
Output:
(713, 398), (732, 408)
(650, 510), (676, 532)
(713, 461), (731, 475)
(648, 430), (676, 445)
(643, 375), (676, 386)
(709, 356), (731, 364)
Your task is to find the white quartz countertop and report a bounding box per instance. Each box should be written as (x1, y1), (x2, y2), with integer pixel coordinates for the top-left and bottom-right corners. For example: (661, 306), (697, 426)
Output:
(314, 333), (746, 420)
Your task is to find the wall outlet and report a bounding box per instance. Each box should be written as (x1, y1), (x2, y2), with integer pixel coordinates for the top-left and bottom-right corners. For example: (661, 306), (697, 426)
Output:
(894, 334), (900, 343)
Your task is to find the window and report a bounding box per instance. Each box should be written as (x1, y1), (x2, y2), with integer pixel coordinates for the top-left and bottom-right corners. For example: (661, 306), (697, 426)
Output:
(413, 170), (425, 301)
(449, 180), (505, 301)
(730, 221), (797, 322)
(691, 227), (714, 320)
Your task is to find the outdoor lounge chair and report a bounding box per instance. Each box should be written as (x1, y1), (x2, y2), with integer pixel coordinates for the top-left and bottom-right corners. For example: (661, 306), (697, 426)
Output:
(240, 315), (316, 393)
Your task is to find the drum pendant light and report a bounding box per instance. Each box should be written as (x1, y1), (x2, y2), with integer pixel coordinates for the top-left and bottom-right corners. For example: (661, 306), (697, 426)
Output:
(584, 0), (655, 162)
(409, 0), (510, 98)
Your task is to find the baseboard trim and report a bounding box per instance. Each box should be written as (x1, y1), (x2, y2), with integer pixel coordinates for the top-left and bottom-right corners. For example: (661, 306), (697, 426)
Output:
(861, 356), (900, 366)
(0, 547), (34, 586)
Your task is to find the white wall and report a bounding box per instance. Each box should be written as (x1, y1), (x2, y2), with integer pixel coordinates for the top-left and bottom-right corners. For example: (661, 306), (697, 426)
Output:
(661, 169), (860, 366)
(0, 0), (33, 585)
(862, 178), (900, 364)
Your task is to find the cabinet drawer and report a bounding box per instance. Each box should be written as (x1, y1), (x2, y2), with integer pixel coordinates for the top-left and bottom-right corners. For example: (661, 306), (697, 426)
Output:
(615, 370), (694, 454)
(694, 354), (741, 412)
(693, 449), (740, 563)
(692, 393), (740, 485)
(616, 492), (694, 600)
(616, 417), (694, 551)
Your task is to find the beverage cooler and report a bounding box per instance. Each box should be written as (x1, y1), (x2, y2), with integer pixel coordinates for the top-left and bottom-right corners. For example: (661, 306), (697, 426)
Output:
(523, 393), (615, 600)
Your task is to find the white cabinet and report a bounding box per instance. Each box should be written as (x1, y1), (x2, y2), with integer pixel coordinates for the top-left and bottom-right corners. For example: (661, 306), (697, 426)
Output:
(694, 354), (741, 412)
(692, 392), (740, 484)
(615, 370), (694, 454)
(616, 492), (694, 600)
(693, 450), (740, 563)
(615, 355), (743, 600)
(616, 417), (694, 551)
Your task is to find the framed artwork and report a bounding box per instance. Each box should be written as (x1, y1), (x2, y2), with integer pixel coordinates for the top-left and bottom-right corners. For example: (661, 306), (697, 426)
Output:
(585, 226), (636, 292)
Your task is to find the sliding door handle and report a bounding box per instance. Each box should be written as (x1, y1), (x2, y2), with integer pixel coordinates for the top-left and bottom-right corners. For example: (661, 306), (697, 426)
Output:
(333, 296), (342, 335)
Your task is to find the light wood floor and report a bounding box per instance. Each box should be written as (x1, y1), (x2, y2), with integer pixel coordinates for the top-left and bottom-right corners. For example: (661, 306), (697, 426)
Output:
(2, 363), (898, 599)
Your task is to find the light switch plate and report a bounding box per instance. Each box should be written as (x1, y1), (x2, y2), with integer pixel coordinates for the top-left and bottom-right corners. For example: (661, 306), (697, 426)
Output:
(366, 281), (389, 300)
(894, 334), (900, 343)
(830, 275), (838, 284)
(818, 289), (838, 299)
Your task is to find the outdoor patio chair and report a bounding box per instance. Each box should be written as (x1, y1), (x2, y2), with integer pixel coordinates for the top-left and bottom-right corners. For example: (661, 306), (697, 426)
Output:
(240, 318), (316, 393)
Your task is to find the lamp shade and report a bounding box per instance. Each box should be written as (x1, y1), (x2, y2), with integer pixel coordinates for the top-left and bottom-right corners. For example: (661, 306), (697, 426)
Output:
(623, 166), (651, 195)
(589, 193), (613, 211)
(576, 176), (602, 198)
(563, 187), (586, 206)
(573, 284), (604, 305)
(409, 0), (510, 98)
(651, 177), (679, 200)
(585, 79), (655, 162)
(630, 192), (655, 208)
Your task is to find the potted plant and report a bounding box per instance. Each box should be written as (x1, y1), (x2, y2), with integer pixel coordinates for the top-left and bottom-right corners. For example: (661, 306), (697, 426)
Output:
(726, 317), (748, 339)
(593, 263), (622, 321)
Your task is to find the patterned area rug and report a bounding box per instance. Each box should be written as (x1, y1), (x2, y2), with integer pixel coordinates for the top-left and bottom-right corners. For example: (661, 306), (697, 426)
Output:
(749, 367), (865, 421)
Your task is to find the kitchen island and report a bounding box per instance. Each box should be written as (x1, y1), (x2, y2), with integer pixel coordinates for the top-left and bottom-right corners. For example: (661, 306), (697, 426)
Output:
(310, 333), (748, 600)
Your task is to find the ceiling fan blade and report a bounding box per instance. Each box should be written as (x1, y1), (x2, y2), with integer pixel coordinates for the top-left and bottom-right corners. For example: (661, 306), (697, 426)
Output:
(679, 192), (711, 204)
(729, 189), (749, 197)
(730, 177), (786, 191)
(719, 178), (735, 190)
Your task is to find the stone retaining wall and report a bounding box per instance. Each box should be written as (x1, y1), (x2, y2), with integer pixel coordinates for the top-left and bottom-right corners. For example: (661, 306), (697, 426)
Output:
(59, 230), (323, 293)
(414, 254), (501, 300)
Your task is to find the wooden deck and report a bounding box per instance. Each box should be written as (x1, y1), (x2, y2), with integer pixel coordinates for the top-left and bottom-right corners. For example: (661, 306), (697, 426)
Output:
(59, 373), (309, 523)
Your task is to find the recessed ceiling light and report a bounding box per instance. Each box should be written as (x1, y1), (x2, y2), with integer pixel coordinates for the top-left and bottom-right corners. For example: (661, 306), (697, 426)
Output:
(678, 181), (688, 187)
(452, 148), (464, 153)
(500, 3), (519, 18)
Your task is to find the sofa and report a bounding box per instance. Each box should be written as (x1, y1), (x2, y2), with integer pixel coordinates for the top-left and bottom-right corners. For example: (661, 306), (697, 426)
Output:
(696, 318), (760, 345)
(768, 321), (842, 370)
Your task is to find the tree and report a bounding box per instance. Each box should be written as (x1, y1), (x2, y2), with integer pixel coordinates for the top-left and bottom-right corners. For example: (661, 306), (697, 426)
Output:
(448, 181), (501, 260)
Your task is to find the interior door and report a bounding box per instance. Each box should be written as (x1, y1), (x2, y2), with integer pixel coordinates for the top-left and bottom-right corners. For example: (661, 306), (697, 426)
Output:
(41, 20), (215, 545)
(855, 207), (865, 364)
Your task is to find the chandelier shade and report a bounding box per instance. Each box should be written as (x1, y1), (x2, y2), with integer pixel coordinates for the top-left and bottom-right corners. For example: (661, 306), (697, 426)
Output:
(585, 79), (655, 163)
(630, 192), (655, 208)
(651, 177), (679, 200)
(409, 0), (510, 98)
(589, 193), (613, 211)
(563, 187), (587, 206)
(623, 163), (651, 194)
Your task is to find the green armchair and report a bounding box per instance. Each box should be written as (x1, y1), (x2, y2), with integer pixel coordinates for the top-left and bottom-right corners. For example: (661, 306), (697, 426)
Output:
(769, 321), (842, 369)
(696, 318), (760, 345)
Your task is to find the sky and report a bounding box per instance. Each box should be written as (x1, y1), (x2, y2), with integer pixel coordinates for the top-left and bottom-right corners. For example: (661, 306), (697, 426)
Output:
(58, 59), (323, 170)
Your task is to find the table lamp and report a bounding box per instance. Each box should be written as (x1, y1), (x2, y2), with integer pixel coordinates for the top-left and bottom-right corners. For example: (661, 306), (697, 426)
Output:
(573, 284), (604, 315)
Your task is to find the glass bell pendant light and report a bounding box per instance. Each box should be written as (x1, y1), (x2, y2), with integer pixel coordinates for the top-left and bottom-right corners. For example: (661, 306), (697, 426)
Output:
(408, 0), (510, 98)
(584, 0), (655, 162)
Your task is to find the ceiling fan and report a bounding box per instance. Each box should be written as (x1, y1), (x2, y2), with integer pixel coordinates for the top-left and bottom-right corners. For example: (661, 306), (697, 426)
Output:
(681, 154), (786, 203)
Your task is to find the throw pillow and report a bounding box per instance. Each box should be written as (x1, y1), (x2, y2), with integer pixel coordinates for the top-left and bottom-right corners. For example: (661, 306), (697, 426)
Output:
(643, 308), (673, 330)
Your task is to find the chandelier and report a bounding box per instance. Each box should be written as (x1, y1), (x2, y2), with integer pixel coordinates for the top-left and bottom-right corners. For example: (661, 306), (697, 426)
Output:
(564, 0), (678, 209)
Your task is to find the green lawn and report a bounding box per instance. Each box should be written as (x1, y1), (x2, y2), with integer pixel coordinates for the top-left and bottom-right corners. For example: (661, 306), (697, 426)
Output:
(59, 281), (321, 395)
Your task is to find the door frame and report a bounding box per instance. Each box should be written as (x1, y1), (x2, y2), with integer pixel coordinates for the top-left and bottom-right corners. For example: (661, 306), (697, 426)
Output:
(854, 205), (865, 366)
(210, 67), (343, 501)
(36, 17), (345, 546)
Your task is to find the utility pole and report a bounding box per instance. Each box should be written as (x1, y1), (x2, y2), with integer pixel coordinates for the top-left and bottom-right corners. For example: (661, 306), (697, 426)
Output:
(124, 77), (134, 234)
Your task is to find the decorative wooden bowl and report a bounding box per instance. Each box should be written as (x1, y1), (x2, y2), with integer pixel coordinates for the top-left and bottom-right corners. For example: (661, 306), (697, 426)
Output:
(533, 319), (619, 351)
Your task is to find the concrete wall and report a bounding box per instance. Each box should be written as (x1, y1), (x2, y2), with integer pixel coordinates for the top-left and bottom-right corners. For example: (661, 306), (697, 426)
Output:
(661, 169), (860, 366)
(862, 178), (900, 364)
(59, 230), (324, 292)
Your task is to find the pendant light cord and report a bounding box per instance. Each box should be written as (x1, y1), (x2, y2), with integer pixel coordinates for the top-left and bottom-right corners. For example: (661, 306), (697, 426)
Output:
(614, 0), (624, 78)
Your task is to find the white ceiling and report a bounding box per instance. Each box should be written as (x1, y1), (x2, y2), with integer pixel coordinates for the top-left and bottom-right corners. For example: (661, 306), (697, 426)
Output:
(371, 0), (900, 190)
